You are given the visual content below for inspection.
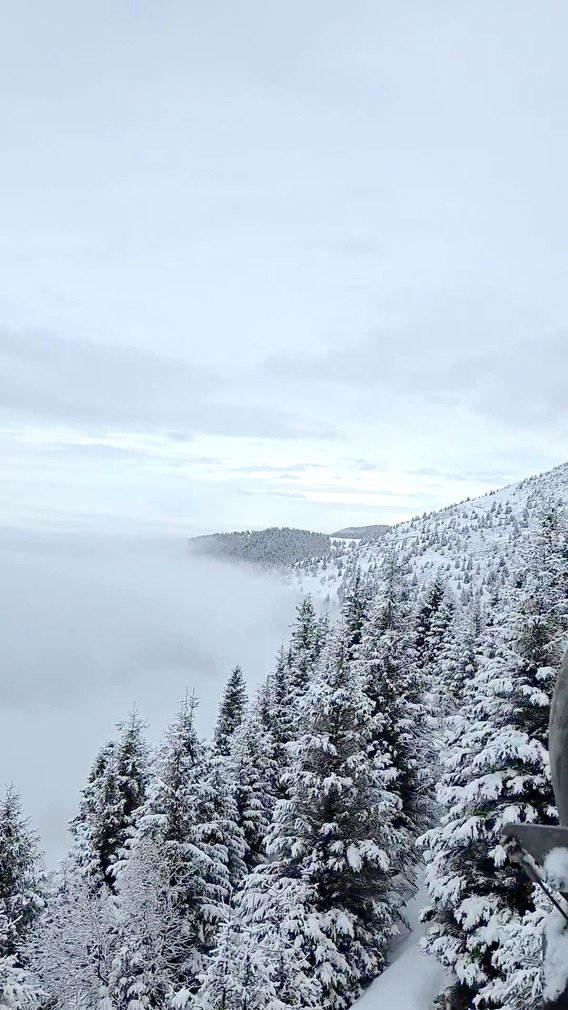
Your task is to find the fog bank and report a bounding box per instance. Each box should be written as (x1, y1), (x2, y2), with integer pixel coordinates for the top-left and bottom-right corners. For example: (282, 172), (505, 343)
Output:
(0, 529), (300, 862)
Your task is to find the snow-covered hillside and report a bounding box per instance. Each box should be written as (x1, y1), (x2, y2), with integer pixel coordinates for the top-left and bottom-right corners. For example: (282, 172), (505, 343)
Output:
(295, 461), (568, 607)
(19, 461), (568, 1010)
(287, 462), (568, 1010)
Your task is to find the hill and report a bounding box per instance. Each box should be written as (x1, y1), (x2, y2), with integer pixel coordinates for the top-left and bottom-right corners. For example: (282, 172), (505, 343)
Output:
(330, 524), (390, 540)
(295, 462), (568, 605)
(189, 525), (333, 569)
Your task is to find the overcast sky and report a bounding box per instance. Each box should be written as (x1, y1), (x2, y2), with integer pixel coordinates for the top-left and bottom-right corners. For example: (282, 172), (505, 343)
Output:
(2, 1), (568, 534)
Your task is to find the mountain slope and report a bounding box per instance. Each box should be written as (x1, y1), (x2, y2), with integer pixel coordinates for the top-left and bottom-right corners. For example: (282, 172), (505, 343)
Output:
(295, 462), (568, 605)
(189, 526), (332, 569)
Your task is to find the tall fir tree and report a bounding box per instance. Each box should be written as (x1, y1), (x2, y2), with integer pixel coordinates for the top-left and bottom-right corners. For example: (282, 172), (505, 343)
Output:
(0, 787), (44, 958)
(70, 711), (150, 893)
(258, 623), (405, 1008)
(228, 709), (273, 870)
(110, 695), (245, 1006)
(0, 789), (46, 1010)
(213, 666), (248, 757)
(420, 510), (568, 1009)
(258, 599), (325, 803)
(341, 567), (372, 661)
(195, 874), (323, 1010)
(357, 551), (432, 883)
(414, 575), (455, 674)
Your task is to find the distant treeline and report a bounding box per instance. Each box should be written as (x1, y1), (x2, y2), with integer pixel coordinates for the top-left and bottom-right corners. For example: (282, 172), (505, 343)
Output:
(190, 526), (332, 568)
(330, 524), (390, 540)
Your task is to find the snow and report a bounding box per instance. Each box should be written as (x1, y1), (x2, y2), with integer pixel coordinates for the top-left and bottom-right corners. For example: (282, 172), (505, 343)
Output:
(545, 847), (568, 893)
(544, 908), (568, 1002)
(543, 849), (568, 1000)
(353, 887), (447, 1010)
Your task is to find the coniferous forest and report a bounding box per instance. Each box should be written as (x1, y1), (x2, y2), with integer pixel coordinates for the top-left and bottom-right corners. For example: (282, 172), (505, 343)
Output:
(4, 462), (568, 1010)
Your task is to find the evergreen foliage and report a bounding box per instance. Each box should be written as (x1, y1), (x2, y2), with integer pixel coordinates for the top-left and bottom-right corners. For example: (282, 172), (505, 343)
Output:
(260, 623), (406, 1007)
(213, 666), (248, 757)
(357, 552), (432, 881)
(420, 508), (568, 1008)
(17, 465), (568, 1010)
(228, 709), (273, 870)
(70, 712), (150, 893)
(191, 527), (331, 569)
(0, 788), (44, 959)
(111, 695), (245, 1002)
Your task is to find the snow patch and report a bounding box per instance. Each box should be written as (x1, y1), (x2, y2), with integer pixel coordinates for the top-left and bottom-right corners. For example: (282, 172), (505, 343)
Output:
(353, 888), (447, 1010)
(545, 847), (568, 893)
(544, 908), (568, 1002)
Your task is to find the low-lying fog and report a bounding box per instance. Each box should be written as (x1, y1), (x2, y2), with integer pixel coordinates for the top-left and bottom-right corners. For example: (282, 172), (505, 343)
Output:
(0, 528), (301, 863)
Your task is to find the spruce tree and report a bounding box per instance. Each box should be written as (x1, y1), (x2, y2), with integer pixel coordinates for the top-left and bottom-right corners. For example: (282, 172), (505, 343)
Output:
(414, 575), (455, 674)
(287, 595), (322, 695)
(71, 712), (150, 893)
(228, 709), (273, 870)
(0, 787), (44, 958)
(357, 552), (432, 883)
(420, 512), (568, 1009)
(195, 748), (247, 894)
(195, 873), (322, 1010)
(111, 696), (245, 1004)
(260, 623), (404, 1007)
(213, 666), (248, 757)
(341, 567), (371, 660)
(110, 833), (202, 1010)
(257, 601), (324, 805)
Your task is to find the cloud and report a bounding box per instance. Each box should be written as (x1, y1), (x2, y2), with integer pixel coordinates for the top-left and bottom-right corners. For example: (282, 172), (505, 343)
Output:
(0, 528), (300, 862)
(240, 488), (308, 500)
(0, 329), (337, 441)
(261, 321), (568, 433)
(234, 462), (325, 473)
(46, 442), (163, 462)
(43, 442), (230, 469)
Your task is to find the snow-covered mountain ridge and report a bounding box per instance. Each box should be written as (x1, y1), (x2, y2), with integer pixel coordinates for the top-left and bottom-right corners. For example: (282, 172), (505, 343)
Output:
(295, 460), (568, 606)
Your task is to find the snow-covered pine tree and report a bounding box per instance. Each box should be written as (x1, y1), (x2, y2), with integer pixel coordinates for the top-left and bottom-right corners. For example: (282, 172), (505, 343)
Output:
(414, 574), (455, 675)
(483, 884), (549, 1010)
(357, 551), (432, 884)
(195, 746), (247, 893)
(0, 957), (44, 1010)
(420, 508), (568, 1009)
(259, 621), (405, 1008)
(256, 599), (325, 804)
(0, 789), (45, 1010)
(110, 833), (201, 1010)
(287, 595), (323, 696)
(194, 874), (322, 1010)
(213, 666), (248, 757)
(70, 711), (150, 893)
(341, 567), (372, 660)
(111, 695), (245, 1005)
(228, 708), (273, 870)
(193, 906), (279, 1010)
(0, 787), (44, 958)
(436, 599), (483, 711)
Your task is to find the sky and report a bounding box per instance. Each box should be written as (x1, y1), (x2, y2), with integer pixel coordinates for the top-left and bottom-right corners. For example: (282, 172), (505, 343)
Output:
(0, 528), (302, 862)
(2, 0), (568, 533)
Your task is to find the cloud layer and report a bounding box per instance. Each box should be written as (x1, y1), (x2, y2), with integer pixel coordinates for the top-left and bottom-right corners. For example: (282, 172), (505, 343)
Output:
(1, 2), (568, 531)
(0, 529), (300, 862)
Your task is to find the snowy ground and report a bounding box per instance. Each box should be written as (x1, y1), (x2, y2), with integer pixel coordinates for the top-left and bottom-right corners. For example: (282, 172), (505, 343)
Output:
(354, 886), (447, 1010)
